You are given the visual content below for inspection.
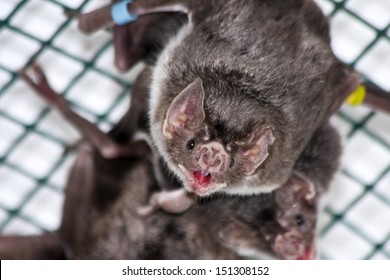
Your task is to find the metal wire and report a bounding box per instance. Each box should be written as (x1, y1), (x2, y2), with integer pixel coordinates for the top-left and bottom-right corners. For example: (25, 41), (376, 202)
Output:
(0, 0), (389, 259)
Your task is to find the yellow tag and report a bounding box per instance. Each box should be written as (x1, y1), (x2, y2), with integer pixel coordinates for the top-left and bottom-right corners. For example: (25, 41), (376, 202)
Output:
(346, 85), (366, 107)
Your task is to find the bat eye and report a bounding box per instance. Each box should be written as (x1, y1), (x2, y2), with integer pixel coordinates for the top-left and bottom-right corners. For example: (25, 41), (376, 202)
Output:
(296, 215), (305, 226)
(229, 159), (235, 168)
(186, 139), (196, 150)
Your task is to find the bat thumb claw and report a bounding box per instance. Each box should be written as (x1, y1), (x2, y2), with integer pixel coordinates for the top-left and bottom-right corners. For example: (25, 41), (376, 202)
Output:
(136, 205), (156, 218)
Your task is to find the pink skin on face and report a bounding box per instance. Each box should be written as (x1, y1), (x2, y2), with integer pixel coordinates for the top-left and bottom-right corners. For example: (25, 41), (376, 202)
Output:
(179, 141), (229, 195)
(273, 228), (315, 260)
(178, 163), (226, 196)
(193, 170), (212, 185)
(297, 247), (315, 260)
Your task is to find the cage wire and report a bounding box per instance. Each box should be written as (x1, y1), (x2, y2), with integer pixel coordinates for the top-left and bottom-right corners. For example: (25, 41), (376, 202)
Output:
(0, 0), (389, 260)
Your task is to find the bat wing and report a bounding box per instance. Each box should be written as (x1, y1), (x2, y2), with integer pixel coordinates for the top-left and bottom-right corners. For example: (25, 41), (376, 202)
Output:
(59, 146), (95, 259)
(0, 233), (64, 260)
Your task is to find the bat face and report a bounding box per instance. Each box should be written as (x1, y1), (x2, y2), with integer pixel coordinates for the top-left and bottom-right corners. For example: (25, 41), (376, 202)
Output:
(74, 0), (361, 201)
(144, 0), (364, 201)
(160, 78), (275, 196)
(170, 134), (232, 195)
(218, 173), (317, 260)
(272, 175), (317, 260)
(273, 185), (317, 259)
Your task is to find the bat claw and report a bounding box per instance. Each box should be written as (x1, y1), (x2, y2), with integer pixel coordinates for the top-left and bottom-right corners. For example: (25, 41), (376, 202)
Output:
(18, 63), (49, 88)
(137, 188), (195, 217)
(136, 205), (158, 218)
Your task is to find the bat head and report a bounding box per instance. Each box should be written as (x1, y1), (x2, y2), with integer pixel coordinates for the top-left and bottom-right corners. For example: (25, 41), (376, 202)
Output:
(217, 173), (318, 260)
(272, 173), (317, 259)
(162, 78), (274, 196)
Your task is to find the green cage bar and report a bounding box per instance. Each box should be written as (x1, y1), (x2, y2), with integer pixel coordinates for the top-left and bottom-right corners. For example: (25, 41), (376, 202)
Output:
(0, 0), (389, 259)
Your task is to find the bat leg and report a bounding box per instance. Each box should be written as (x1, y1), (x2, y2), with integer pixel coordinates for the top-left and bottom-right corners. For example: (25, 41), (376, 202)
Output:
(339, 62), (390, 114)
(0, 233), (65, 260)
(76, 0), (187, 34)
(66, 2), (144, 72)
(59, 145), (95, 259)
(112, 12), (188, 72)
(73, 2), (186, 72)
(18, 64), (144, 159)
(362, 81), (390, 114)
(112, 24), (145, 72)
(137, 188), (195, 216)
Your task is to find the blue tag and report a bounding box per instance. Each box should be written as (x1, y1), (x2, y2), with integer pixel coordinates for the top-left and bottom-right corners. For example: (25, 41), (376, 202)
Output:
(111, 0), (138, 25)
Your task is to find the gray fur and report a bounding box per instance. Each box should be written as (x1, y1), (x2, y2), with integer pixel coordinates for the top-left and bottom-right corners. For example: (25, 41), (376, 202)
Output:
(0, 64), (341, 260)
(147, 0), (358, 196)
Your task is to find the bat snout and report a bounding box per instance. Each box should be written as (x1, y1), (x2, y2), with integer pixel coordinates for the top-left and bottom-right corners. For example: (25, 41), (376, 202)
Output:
(196, 142), (228, 173)
(273, 228), (310, 260)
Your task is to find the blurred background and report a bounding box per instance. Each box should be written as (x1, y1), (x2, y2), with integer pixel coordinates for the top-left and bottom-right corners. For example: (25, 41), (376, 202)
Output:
(0, 0), (389, 259)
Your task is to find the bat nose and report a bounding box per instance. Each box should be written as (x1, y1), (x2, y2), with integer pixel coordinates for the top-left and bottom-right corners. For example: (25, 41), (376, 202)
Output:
(200, 153), (224, 171)
(209, 159), (221, 168)
(202, 153), (209, 164)
(197, 142), (228, 172)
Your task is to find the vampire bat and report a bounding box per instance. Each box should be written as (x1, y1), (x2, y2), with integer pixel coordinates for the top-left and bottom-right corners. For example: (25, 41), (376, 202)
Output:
(74, 1), (390, 115)
(145, 0), (357, 198)
(0, 156), (323, 260)
(0, 63), (341, 260)
(59, 131), (332, 260)
(73, 0), (360, 199)
(73, 1), (390, 218)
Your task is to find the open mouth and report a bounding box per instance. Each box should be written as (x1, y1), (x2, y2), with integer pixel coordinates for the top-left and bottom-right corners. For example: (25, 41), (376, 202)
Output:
(193, 170), (212, 185)
(297, 247), (314, 260)
(178, 164), (226, 195)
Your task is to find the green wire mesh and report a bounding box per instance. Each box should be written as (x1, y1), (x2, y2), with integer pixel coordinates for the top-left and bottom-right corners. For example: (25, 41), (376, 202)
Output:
(0, 0), (135, 232)
(0, 0), (389, 259)
(315, 0), (390, 259)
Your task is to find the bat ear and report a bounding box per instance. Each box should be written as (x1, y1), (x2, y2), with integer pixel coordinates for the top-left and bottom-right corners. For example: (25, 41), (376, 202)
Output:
(163, 78), (205, 139)
(236, 128), (275, 176)
(275, 172), (316, 209)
